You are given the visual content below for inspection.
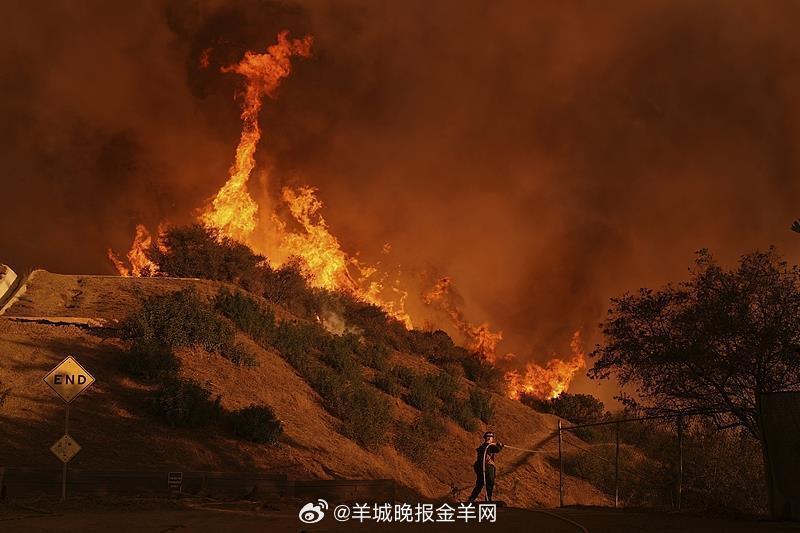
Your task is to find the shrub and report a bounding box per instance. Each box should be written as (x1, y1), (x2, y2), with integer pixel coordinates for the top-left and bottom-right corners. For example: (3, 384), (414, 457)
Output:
(356, 342), (390, 371)
(148, 224), (267, 287)
(426, 371), (459, 402)
(391, 365), (416, 388)
(406, 376), (437, 412)
(317, 333), (361, 376)
(307, 364), (348, 411)
(304, 362), (391, 449)
(407, 329), (465, 362)
(521, 392), (606, 425)
(229, 404), (283, 444)
(442, 362), (465, 380)
(151, 378), (221, 428)
(469, 389), (495, 423)
(444, 396), (478, 431)
(225, 342), (258, 367)
(121, 340), (180, 381)
(342, 299), (410, 352)
(339, 384), (393, 449)
(262, 261), (319, 319)
(461, 357), (504, 392)
(395, 412), (447, 465)
(271, 320), (326, 359)
(214, 288), (276, 344)
(374, 372), (401, 396)
(121, 288), (235, 354)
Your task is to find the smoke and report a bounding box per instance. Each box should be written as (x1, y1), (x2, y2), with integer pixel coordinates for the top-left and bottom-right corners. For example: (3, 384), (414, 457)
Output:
(2, 0), (800, 401)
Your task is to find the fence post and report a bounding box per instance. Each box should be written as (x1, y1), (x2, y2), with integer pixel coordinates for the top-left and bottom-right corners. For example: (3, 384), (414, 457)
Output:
(558, 420), (564, 507)
(676, 416), (683, 510)
(614, 421), (620, 508)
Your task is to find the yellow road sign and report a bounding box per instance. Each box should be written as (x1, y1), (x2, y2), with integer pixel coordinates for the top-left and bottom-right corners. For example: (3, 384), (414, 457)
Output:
(50, 434), (81, 464)
(43, 356), (95, 403)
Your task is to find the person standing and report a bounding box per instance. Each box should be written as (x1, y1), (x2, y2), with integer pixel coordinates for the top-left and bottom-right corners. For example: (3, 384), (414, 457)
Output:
(467, 431), (504, 503)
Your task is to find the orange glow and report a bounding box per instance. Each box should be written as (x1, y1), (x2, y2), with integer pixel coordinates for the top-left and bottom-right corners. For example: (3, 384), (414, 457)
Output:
(422, 277), (503, 361)
(108, 31), (584, 399)
(504, 331), (587, 400)
(200, 31), (313, 242)
(271, 186), (412, 327)
(199, 47), (211, 69)
(108, 224), (159, 277)
(197, 32), (411, 327)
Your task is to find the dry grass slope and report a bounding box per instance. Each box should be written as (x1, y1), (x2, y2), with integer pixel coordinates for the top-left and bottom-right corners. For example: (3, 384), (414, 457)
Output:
(0, 271), (607, 507)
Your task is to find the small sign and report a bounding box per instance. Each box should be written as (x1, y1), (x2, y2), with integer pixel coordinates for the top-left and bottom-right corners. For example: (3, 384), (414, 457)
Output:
(43, 356), (95, 403)
(168, 471), (183, 492)
(50, 434), (81, 464)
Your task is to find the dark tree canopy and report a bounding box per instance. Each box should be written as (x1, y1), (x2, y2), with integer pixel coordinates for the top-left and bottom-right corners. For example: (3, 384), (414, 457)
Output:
(590, 248), (800, 439)
(521, 392), (606, 425)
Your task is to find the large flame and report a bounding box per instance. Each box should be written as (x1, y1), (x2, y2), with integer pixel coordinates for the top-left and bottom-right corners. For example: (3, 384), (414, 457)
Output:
(200, 31), (313, 242)
(108, 31), (585, 399)
(504, 331), (587, 400)
(195, 32), (411, 326)
(272, 186), (413, 326)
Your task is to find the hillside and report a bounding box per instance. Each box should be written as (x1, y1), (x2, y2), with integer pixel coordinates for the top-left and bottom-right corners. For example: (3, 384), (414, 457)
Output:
(0, 270), (606, 507)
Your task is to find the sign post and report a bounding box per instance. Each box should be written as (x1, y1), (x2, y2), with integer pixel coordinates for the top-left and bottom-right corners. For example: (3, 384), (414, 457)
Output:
(43, 356), (95, 501)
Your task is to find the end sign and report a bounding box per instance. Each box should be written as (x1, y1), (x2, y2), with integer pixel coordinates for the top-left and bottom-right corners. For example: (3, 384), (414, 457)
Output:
(43, 356), (95, 403)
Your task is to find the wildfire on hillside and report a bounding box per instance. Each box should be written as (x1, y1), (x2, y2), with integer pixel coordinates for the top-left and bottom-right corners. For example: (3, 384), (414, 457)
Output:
(423, 276), (586, 399)
(504, 331), (587, 400)
(108, 30), (583, 401)
(422, 277), (504, 362)
(108, 224), (160, 277)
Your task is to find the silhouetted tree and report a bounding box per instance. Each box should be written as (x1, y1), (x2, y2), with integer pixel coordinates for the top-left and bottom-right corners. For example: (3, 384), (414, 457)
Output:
(591, 248), (800, 435)
(590, 248), (800, 513)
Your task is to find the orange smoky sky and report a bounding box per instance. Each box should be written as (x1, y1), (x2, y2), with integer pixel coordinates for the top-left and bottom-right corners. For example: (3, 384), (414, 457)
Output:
(2, 0), (800, 404)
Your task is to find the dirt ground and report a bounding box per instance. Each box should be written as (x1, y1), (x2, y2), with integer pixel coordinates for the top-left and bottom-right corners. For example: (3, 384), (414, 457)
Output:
(0, 499), (796, 533)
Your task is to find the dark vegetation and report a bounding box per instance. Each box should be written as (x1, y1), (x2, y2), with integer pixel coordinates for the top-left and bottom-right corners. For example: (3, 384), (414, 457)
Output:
(521, 392), (606, 426)
(147, 226), (503, 389)
(561, 416), (765, 514)
(215, 286), (392, 449)
(395, 412), (447, 466)
(229, 404), (284, 445)
(120, 287), (250, 369)
(0, 380), (9, 409)
(129, 224), (504, 451)
(119, 287), (281, 442)
(151, 378), (222, 428)
(586, 248), (800, 515)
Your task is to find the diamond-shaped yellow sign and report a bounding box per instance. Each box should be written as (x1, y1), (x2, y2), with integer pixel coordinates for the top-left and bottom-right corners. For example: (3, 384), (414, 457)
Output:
(50, 434), (81, 464)
(43, 356), (95, 403)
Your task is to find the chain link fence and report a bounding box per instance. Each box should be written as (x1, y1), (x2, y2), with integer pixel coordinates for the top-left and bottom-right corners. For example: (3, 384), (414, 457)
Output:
(554, 414), (766, 514)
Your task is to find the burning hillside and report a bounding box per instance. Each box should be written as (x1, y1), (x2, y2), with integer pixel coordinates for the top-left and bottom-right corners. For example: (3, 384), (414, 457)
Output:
(108, 30), (584, 401)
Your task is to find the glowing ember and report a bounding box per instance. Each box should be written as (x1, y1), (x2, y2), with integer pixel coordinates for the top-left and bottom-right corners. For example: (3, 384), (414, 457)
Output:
(108, 224), (159, 277)
(504, 331), (587, 400)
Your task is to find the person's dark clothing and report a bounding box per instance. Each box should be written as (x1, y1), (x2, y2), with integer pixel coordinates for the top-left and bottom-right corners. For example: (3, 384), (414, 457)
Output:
(468, 442), (503, 502)
(468, 463), (496, 502)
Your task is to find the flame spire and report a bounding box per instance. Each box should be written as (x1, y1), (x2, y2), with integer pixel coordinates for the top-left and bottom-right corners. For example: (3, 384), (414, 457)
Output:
(201, 31), (313, 241)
